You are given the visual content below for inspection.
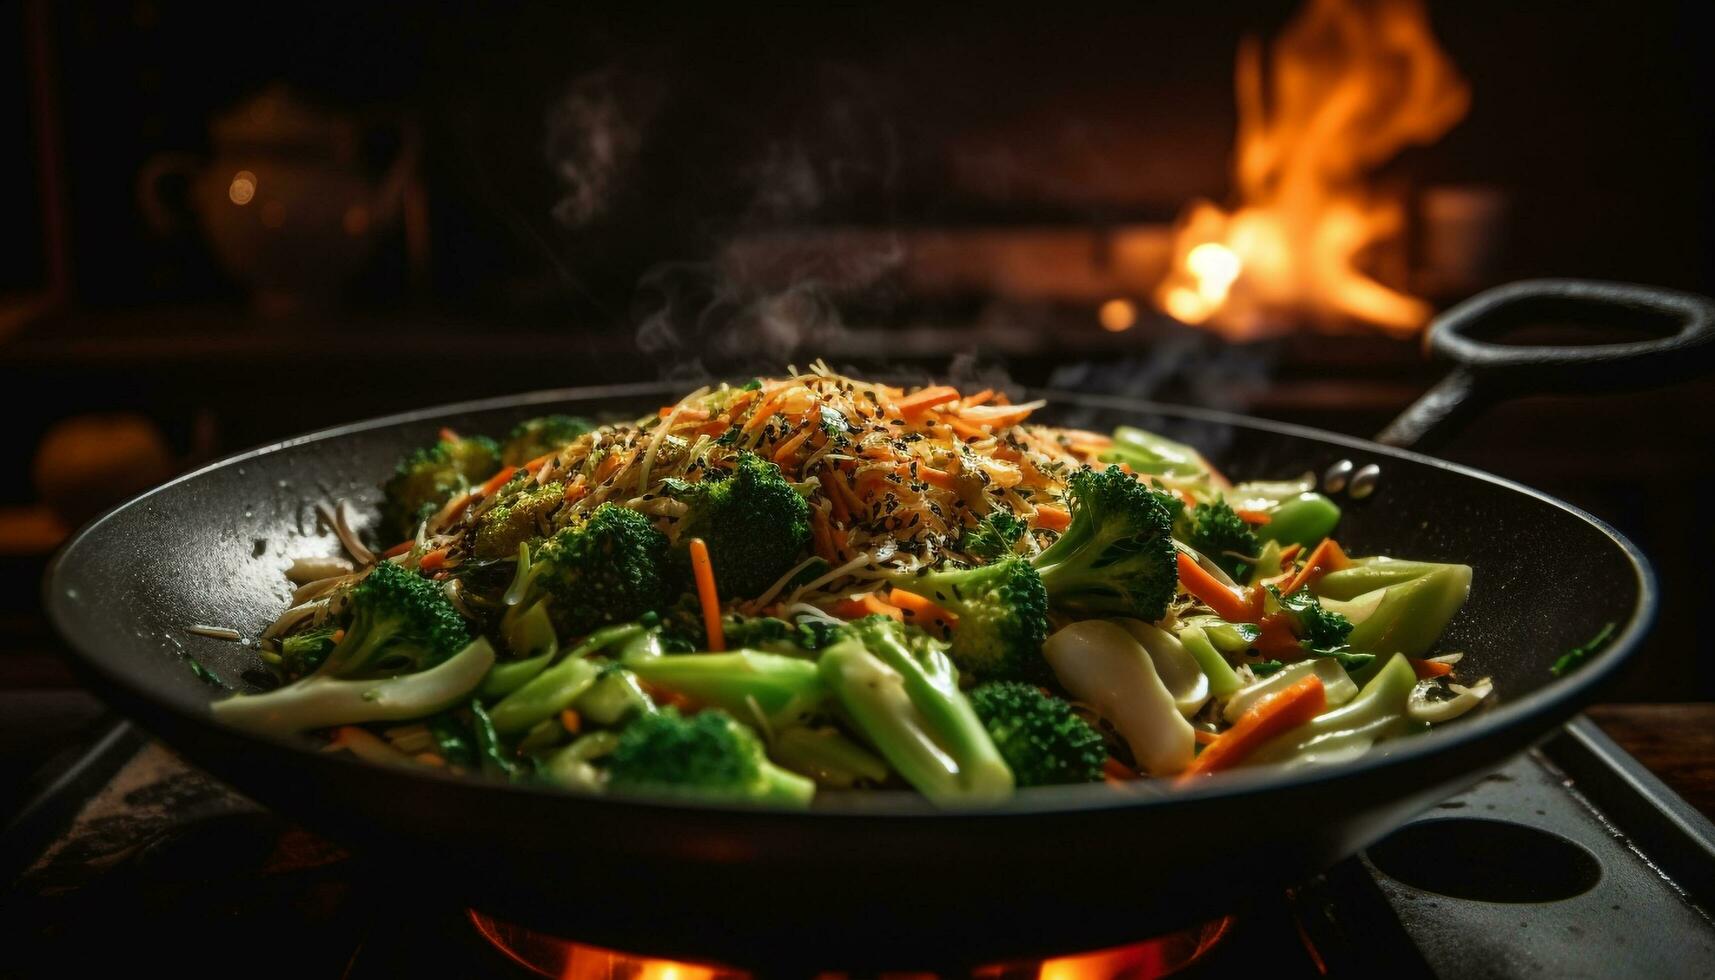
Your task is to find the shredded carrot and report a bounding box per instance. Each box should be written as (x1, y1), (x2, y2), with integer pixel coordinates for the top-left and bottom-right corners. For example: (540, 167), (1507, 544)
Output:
(1034, 504), (1072, 532)
(414, 753), (447, 768)
(560, 708), (583, 734)
(332, 629), (345, 644)
(772, 425), (817, 464)
(956, 405), (1035, 427)
(479, 465), (520, 498)
(1410, 658), (1455, 679)
(418, 547), (450, 573)
(1067, 441), (1112, 459)
(1172, 489), (1199, 510)
(1176, 551), (1258, 623)
(946, 416), (992, 441)
(522, 452), (555, 473)
(1278, 544), (1303, 563)
(916, 465), (960, 491)
(1194, 729), (1220, 745)
(593, 449), (631, 484)
(742, 387), (794, 434)
(437, 427), (459, 443)
(895, 385), (961, 416)
(562, 478), (587, 502)
(1235, 508), (1272, 525)
(382, 539), (414, 559)
(963, 388), (996, 408)
(688, 538), (725, 651)
(659, 405), (710, 421)
(888, 588), (957, 627)
(809, 507), (837, 562)
(833, 593), (905, 622)
(1279, 538), (1352, 596)
(1180, 674), (1327, 781)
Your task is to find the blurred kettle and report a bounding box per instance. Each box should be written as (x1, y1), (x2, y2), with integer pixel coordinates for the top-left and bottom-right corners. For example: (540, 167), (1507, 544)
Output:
(138, 84), (417, 315)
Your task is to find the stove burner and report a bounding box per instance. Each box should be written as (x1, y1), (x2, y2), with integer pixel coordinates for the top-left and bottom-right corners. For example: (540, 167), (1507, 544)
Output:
(466, 909), (1233, 979)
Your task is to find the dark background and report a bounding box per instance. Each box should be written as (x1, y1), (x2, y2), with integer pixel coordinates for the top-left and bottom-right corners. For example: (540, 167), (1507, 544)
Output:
(3, 0), (1713, 808)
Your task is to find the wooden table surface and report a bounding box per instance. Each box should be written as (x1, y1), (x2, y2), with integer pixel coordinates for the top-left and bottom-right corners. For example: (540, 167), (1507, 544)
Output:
(1587, 703), (1715, 821)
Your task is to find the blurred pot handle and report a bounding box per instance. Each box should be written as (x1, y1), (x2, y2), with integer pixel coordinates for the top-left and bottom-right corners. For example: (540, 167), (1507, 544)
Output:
(1376, 279), (1715, 452)
(136, 152), (202, 235)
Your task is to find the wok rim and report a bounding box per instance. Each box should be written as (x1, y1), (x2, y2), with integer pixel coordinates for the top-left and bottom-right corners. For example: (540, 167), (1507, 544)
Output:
(43, 381), (1658, 820)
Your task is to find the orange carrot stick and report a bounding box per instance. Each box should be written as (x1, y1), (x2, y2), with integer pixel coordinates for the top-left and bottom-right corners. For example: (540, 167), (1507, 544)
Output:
(418, 547), (450, 573)
(1179, 674), (1326, 781)
(1194, 729), (1220, 745)
(1277, 544), (1303, 563)
(1034, 504), (1072, 532)
(560, 708), (582, 734)
(963, 388), (996, 408)
(1176, 551), (1257, 623)
(1279, 538), (1352, 597)
(1410, 658), (1455, 679)
(522, 452), (555, 473)
(1103, 757), (1137, 783)
(772, 426), (816, 465)
(437, 427), (460, 443)
(381, 539), (414, 559)
(1235, 508), (1272, 525)
(688, 538), (724, 651)
(833, 593), (905, 622)
(888, 588), (958, 626)
(479, 466), (520, 498)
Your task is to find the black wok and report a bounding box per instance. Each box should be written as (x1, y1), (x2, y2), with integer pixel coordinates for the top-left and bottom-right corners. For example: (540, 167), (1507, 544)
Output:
(43, 280), (1715, 969)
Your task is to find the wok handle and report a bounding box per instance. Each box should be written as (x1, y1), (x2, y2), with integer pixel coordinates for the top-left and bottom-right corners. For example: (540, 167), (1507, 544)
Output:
(1376, 278), (1715, 451)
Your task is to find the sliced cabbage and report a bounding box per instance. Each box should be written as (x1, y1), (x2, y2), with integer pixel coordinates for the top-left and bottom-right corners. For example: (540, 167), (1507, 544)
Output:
(1117, 619), (1210, 718)
(1408, 677), (1493, 724)
(1043, 620), (1194, 776)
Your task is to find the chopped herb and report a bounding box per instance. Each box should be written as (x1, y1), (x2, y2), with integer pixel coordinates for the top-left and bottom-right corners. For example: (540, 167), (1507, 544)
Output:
(1549, 622), (1619, 677)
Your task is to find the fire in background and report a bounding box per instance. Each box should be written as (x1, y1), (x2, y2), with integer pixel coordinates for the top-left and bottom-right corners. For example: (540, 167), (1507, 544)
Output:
(1155, 0), (1469, 337)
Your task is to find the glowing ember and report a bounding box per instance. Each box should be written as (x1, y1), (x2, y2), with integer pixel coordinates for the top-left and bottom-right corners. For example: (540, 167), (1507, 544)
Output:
(1155, 0), (1469, 337)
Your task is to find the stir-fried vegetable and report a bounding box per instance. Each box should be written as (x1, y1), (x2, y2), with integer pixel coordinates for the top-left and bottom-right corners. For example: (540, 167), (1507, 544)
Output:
(218, 366), (1487, 806)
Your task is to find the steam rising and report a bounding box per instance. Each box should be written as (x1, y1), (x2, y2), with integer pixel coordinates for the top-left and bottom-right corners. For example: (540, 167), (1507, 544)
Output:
(545, 69), (661, 228)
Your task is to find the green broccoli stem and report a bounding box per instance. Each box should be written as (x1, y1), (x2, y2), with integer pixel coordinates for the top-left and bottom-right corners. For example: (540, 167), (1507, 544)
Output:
(488, 622), (648, 734)
(573, 667), (657, 725)
(1176, 625), (1243, 699)
(626, 650), (825, 728)
(1248, 654), (1417, 766)
(1253, 493), (1342, 549)
(213, 638), (496, 737)
(751, 762), (819, 806)
(469, 699), (520, 778)
(479, 651), (554, 699)
(540, 731), (620, 791)
(770, 726), (891, 788)
(818, 628), (1013, 803)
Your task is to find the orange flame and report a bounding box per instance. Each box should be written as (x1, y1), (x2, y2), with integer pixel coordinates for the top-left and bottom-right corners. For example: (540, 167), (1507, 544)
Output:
(1155, 0), (1469, 337)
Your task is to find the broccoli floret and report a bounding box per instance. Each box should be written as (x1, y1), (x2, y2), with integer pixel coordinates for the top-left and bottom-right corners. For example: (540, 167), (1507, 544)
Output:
(518, 503), (675, 638)
(381, 434), (501, 539)
(606, 707), (814, 806)
(473, 481), (566, 560)
(817, 616), (1013, 802)
(883, 557), (1050, 684)
(1031, 465), (1179, 622)
(279, 624), (339, 678)
(501, 415), (592, 466)
(318, 560), (471, 678)
(671, 452), (811, 600)
(1266, 585), (1373, 671)
(959, 511), (1029, 564)
(968, 681), (1106, 787)
(1181, 499), (1261, 582)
